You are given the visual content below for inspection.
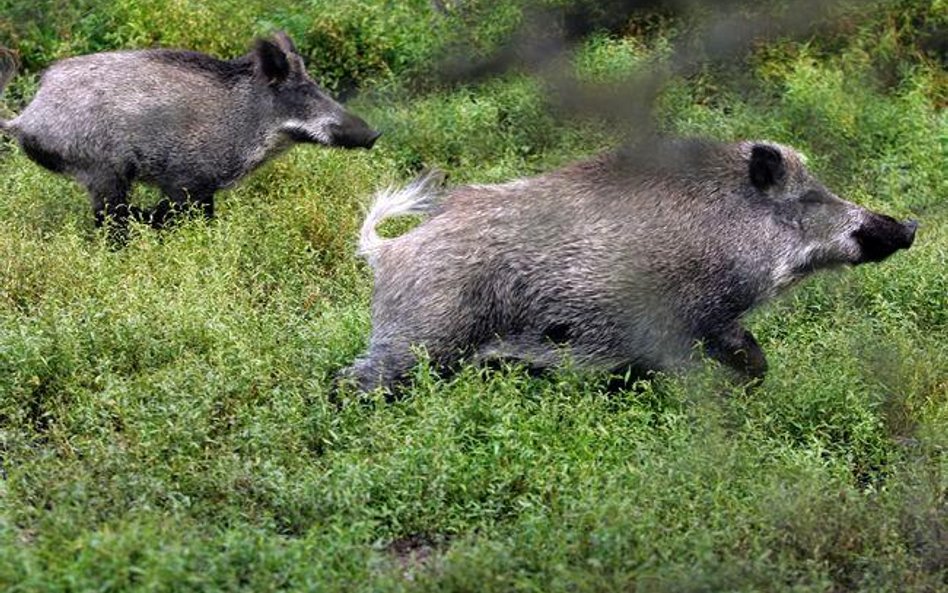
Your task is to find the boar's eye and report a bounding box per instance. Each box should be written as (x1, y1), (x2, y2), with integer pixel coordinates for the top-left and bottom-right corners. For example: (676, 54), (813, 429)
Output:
(798, 190), (825, 205)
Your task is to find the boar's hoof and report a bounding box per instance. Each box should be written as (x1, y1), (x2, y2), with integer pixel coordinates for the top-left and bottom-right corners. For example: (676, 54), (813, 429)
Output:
(705, 325), (768, 386)
(333, 360), (401, 404)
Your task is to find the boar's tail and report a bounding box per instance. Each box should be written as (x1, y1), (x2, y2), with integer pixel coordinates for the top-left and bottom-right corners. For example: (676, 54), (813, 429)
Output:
(0, 48), (16, 131)
(358, 169), (446, 267)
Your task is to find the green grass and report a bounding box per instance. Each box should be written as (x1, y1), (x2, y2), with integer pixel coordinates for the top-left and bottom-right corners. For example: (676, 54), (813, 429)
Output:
(0, 1), (946, 591)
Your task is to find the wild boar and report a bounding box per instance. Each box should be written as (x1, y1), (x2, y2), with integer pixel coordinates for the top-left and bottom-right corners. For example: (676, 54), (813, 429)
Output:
(0, 32), (379, 238)
(342, 139), (917, 393)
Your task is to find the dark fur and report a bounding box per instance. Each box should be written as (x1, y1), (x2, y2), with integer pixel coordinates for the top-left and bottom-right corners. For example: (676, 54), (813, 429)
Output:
(145, 51), (256, 85)
(19, 133), (65, 173)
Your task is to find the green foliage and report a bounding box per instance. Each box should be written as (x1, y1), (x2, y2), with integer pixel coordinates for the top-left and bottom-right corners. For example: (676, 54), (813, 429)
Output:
(360, 76), (612, 181)
(0, 1), (945, 591)
(278, 0), (444, 95)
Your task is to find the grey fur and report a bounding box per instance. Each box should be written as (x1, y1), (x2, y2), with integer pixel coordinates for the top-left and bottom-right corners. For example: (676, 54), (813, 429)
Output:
(0, 32), (380, 237)
(344, 138), (917, 393)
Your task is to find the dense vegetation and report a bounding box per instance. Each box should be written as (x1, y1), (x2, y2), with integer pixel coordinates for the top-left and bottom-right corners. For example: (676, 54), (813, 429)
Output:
(0, 1), (944, 590)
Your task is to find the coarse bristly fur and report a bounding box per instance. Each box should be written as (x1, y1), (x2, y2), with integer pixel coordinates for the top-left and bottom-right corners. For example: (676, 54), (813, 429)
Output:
(341, 138), (918, 395)
(0, 32), (380, 240)
(359, 169), (447, 267)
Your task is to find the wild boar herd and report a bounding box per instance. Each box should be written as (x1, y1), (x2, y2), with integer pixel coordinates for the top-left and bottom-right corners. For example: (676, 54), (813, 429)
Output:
(0, 32), (378, 236)
(0, 33), (918, 395)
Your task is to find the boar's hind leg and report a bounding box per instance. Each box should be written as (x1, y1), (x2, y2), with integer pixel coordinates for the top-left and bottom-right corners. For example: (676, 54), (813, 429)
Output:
(336, 343), (418, 399)
(704, 324), (768, 384)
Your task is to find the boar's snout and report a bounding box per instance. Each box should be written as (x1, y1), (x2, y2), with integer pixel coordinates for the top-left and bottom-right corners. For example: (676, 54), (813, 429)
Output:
(852, 213), (917, 264)
(330, 113), (381, 150)
(363, 129), (383, 149)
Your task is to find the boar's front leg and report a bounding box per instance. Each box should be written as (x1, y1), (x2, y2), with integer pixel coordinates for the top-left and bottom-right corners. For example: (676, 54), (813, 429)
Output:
(149, 186), (215, 229)
(704, 323), (768, 384)
(84, 172), (136, 243)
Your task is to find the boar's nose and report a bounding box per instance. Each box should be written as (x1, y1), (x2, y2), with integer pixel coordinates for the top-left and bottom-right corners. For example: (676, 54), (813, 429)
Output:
(852, 213), (918, 264)
(331, 114), (381, 150)
(904, 219), (918, 245)
(364, 129), (382, 149)
(339, 127), (380, 150)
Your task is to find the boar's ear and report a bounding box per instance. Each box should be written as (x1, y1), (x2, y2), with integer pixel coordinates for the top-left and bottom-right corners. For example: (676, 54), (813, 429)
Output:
(749, 144), (786, 191)
(254, 39), (290, 85)
(272, 31), (298, 55)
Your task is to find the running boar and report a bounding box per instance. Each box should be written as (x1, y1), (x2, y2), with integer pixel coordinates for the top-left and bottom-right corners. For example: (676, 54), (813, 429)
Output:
(342, 139), (917, 393)
(0, 33), (379, 237)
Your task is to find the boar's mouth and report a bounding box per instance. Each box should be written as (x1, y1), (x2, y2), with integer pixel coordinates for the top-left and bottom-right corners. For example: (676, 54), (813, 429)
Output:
(284, 126), (324, 144)
(283, 124), (380, 149)
(852, 215), (918, 264)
